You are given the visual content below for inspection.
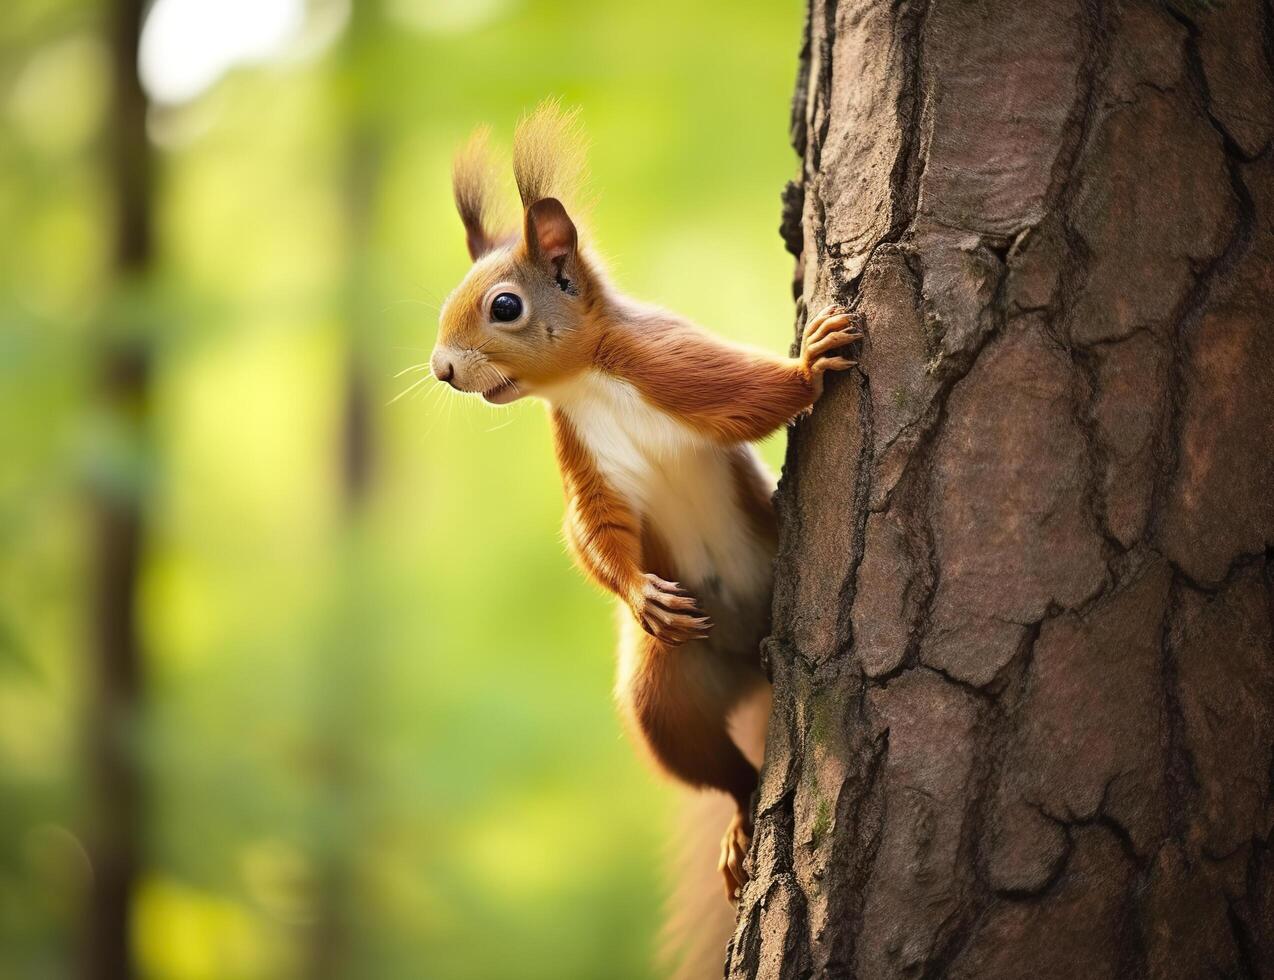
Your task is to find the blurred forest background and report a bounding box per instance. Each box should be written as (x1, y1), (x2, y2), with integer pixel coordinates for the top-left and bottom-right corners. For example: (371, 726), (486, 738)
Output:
(0, 0), (801, 976)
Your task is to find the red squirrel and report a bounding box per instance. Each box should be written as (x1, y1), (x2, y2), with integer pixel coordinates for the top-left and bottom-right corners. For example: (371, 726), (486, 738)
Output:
(431, 106), (862, 904)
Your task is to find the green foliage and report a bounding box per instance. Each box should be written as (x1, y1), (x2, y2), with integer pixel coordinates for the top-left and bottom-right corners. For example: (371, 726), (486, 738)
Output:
(0, 0), (803, 977)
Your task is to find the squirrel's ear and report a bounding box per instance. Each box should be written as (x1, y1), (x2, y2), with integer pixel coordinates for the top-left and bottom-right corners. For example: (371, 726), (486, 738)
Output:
(453, 128), (504, 261)
(524, 197), (578, 290)
(457, 199), (497, 262)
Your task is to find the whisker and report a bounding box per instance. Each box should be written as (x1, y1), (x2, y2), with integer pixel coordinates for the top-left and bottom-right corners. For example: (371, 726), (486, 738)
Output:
(394, 362), (431, 378)
(380, 298), (440, 315)
(417, 384), (449, 438)
(412, 377), (439, 403)
(389, 375), (434, 405)
(412, 283), (446, 307)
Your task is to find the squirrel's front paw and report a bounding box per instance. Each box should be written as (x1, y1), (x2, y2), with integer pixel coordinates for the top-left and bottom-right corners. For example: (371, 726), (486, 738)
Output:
(631, 573), (711, 646)
(801, 304), (864, 399)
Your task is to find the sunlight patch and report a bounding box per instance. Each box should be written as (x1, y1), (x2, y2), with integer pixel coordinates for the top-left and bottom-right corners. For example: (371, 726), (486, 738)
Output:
(139, 0), (305, 104)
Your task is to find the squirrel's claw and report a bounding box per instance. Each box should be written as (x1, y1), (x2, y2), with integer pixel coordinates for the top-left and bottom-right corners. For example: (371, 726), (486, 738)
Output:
(801, 306), (864, 400)
(645, 574), (688, 595)
(803, 305), (860, 343)
(719, 810), (752, 905)
(634, 573), (712, 645)
(806, 329), (863, 359)
(646, 587), (701, 614)
(639, 611), (713, 645)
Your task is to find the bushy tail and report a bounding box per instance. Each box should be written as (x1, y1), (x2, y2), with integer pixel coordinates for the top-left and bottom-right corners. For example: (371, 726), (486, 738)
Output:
(662, 791), (740, 980)
(661, 687), (771, 980)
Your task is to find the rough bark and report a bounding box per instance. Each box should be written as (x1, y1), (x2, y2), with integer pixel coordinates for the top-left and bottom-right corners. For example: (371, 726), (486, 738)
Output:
(730, 1), (1274, 977)
(85, 1), (152, 977)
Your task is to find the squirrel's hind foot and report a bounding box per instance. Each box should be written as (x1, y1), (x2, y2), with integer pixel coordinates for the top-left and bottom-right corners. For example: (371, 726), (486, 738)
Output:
(718, 809), (753, 905)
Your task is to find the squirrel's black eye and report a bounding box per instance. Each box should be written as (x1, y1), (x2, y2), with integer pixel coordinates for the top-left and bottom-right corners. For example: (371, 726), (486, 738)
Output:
(490, 292), (523, 323)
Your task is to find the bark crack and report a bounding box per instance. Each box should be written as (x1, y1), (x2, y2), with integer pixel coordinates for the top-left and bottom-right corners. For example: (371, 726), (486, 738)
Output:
(1147, 8), (1259, 551)
(742, 1), (1274, 975)
(1160, 572), (1200, 844)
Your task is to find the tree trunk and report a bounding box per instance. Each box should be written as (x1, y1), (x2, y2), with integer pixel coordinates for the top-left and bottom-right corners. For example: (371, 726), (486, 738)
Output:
(730, 1), (1274, 977)
(307, 11), (384, 974)
(85, 1), (152, 977)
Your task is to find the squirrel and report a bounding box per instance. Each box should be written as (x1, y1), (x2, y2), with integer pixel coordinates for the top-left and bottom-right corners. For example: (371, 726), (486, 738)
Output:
(430, 104), (862, 920)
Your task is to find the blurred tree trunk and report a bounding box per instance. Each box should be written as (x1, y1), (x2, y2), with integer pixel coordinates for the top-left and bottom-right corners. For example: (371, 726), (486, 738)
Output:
(730, 1), (1274, 977)
(307, 121), (380, 980)
(334, 0), (383, 512)
(338, 121), (378, 505)
(86, 0), (152, 978)
(308, 4), (383, 975)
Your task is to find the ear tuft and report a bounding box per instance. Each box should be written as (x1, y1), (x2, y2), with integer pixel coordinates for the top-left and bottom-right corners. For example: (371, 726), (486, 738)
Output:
(513, 100), (587, 210)
(453, 127), (511, 261)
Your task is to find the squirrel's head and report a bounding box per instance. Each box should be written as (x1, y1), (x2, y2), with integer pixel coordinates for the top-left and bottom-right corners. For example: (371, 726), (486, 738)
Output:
(433, 105), (599, 405)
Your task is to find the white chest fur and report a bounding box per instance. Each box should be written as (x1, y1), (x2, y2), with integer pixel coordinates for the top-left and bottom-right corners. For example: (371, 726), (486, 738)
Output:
(545, 371), (774, 607)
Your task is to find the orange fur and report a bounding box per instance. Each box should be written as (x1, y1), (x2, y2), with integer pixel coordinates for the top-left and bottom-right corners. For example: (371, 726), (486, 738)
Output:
(435, 107), (862, 966)
(624, 631), (763, 809)
(551, 411), (645, 602)
(553, 407), (778, 797)
(596, 313), (816, 443)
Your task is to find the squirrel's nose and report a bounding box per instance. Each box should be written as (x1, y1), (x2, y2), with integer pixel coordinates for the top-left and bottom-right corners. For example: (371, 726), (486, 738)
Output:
(431, 352), (456, 385)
